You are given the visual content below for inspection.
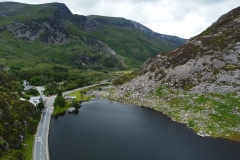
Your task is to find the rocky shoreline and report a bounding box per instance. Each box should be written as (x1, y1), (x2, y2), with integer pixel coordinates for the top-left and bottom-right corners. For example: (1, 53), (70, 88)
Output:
(92, 86), (240, 142)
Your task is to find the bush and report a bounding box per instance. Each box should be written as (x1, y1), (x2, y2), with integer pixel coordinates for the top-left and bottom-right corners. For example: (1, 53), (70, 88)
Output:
(72, 99), (81, 108)
(37, 101), (44, 111)
(113, 70), (137, 85)
(25, 88), (39, 96)
(54, 96), (66, 107)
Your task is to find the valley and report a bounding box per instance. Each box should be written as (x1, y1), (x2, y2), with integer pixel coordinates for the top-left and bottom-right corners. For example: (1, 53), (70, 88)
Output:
(0, 1), (240, 160)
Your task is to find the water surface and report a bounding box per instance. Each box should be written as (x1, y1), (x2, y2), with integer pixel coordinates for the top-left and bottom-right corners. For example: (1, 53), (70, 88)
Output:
(49, 98), (240, 160)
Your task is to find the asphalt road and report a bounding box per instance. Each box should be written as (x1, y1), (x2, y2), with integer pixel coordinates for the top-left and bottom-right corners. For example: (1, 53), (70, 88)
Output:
(62, 82), (109, 96)
(33, 96), (55, 160)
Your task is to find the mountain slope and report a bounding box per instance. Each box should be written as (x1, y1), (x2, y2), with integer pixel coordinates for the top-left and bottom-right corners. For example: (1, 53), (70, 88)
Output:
(0, 2), (186, 70)
(88, 15), (186, 46)
(119, 6), (240, 96)
(102, 6), (240, 141)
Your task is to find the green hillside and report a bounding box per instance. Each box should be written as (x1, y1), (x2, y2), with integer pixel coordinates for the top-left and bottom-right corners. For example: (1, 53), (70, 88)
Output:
(0, 2), (185, 71)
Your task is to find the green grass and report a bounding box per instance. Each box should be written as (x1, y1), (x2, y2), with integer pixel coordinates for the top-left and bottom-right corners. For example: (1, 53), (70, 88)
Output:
(53, 103), (71, 116)
(90, 26), (178, 68)
(21, 134), (35, 160)
(69, 90), (90, 101)
(0, 3), (57, 26)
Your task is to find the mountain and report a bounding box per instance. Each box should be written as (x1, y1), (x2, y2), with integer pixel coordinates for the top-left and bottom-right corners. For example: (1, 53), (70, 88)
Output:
(103, 6), (240, 141)
(0, 2), (186, 71)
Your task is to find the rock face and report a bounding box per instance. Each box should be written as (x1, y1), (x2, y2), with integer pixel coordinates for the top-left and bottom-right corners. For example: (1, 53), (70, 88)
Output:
(117, 6), (240, 97)
(0, 2), (101, 44)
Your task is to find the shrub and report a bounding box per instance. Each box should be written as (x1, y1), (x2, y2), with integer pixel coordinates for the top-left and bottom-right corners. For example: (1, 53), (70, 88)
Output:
(54, 96), (66, 107)
(25, 88), (39, 96)
(113, 70), (137, 85)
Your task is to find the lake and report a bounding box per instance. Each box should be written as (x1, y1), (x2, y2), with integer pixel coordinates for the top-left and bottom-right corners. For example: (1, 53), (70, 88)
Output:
(49, 98), (240, 160)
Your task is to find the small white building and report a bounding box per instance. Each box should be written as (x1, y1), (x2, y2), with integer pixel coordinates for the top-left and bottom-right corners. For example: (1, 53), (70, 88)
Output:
(23, 80), (29, 85)
(23, 80), (33, 91)
(29, 96), (41, 106)
(20, 98), (27, 101)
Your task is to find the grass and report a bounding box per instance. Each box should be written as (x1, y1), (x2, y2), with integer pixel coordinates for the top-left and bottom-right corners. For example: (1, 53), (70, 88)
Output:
(53, 103), (71, 116)
(0, 3), (57, 26)
(69, 90), (90, 101)
(90, 26), (178, 68)
(21, 134), (35, 160)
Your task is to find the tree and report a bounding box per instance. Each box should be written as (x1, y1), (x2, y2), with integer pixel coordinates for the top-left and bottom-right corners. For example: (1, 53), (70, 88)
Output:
(54, 96), (66, 107)
(57, 90), (62, 96)
(25, 88), (39, 96)
(44, 82), (58, 95)
(37, 101), (44, 111)
(30, 76), (41, 86)
(72, 99), (81, 108)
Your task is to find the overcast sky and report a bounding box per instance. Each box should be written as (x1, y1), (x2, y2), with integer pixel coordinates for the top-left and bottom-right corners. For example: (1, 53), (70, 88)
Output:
(1, 0), (240, 38)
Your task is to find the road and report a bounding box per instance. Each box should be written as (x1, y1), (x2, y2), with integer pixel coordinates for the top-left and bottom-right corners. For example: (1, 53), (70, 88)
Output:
(62, 82), (109, 96)
(33, 96), (55, 160)
(32, 82), (110, 160)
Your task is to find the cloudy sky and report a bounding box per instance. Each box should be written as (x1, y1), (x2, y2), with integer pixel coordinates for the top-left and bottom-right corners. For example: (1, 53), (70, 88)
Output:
(2, 0), (240, 38)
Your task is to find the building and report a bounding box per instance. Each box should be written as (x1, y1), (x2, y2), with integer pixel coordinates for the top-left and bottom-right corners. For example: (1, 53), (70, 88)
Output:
(29, 96), (41, 106)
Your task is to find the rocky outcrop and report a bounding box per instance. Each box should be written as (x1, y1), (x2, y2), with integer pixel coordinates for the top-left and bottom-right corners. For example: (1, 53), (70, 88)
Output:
(0, 2), (101, 44)
(7, 19), (70, 43)
(74, 15), (101, 31)
(116, 6), (240, 98)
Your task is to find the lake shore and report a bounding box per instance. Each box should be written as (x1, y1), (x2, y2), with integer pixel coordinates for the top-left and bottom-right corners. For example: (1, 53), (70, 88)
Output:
(93, 87), (240, 142)
(49, 98), (240, 160)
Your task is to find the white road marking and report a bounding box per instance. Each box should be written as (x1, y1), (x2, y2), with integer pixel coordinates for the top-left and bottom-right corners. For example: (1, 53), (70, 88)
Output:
(43, 116), (46, 128)
(37, 137), (42, 145)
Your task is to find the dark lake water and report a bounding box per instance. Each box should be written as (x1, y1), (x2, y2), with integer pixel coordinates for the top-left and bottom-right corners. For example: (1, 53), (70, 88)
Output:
(49, 98), (240, 160)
